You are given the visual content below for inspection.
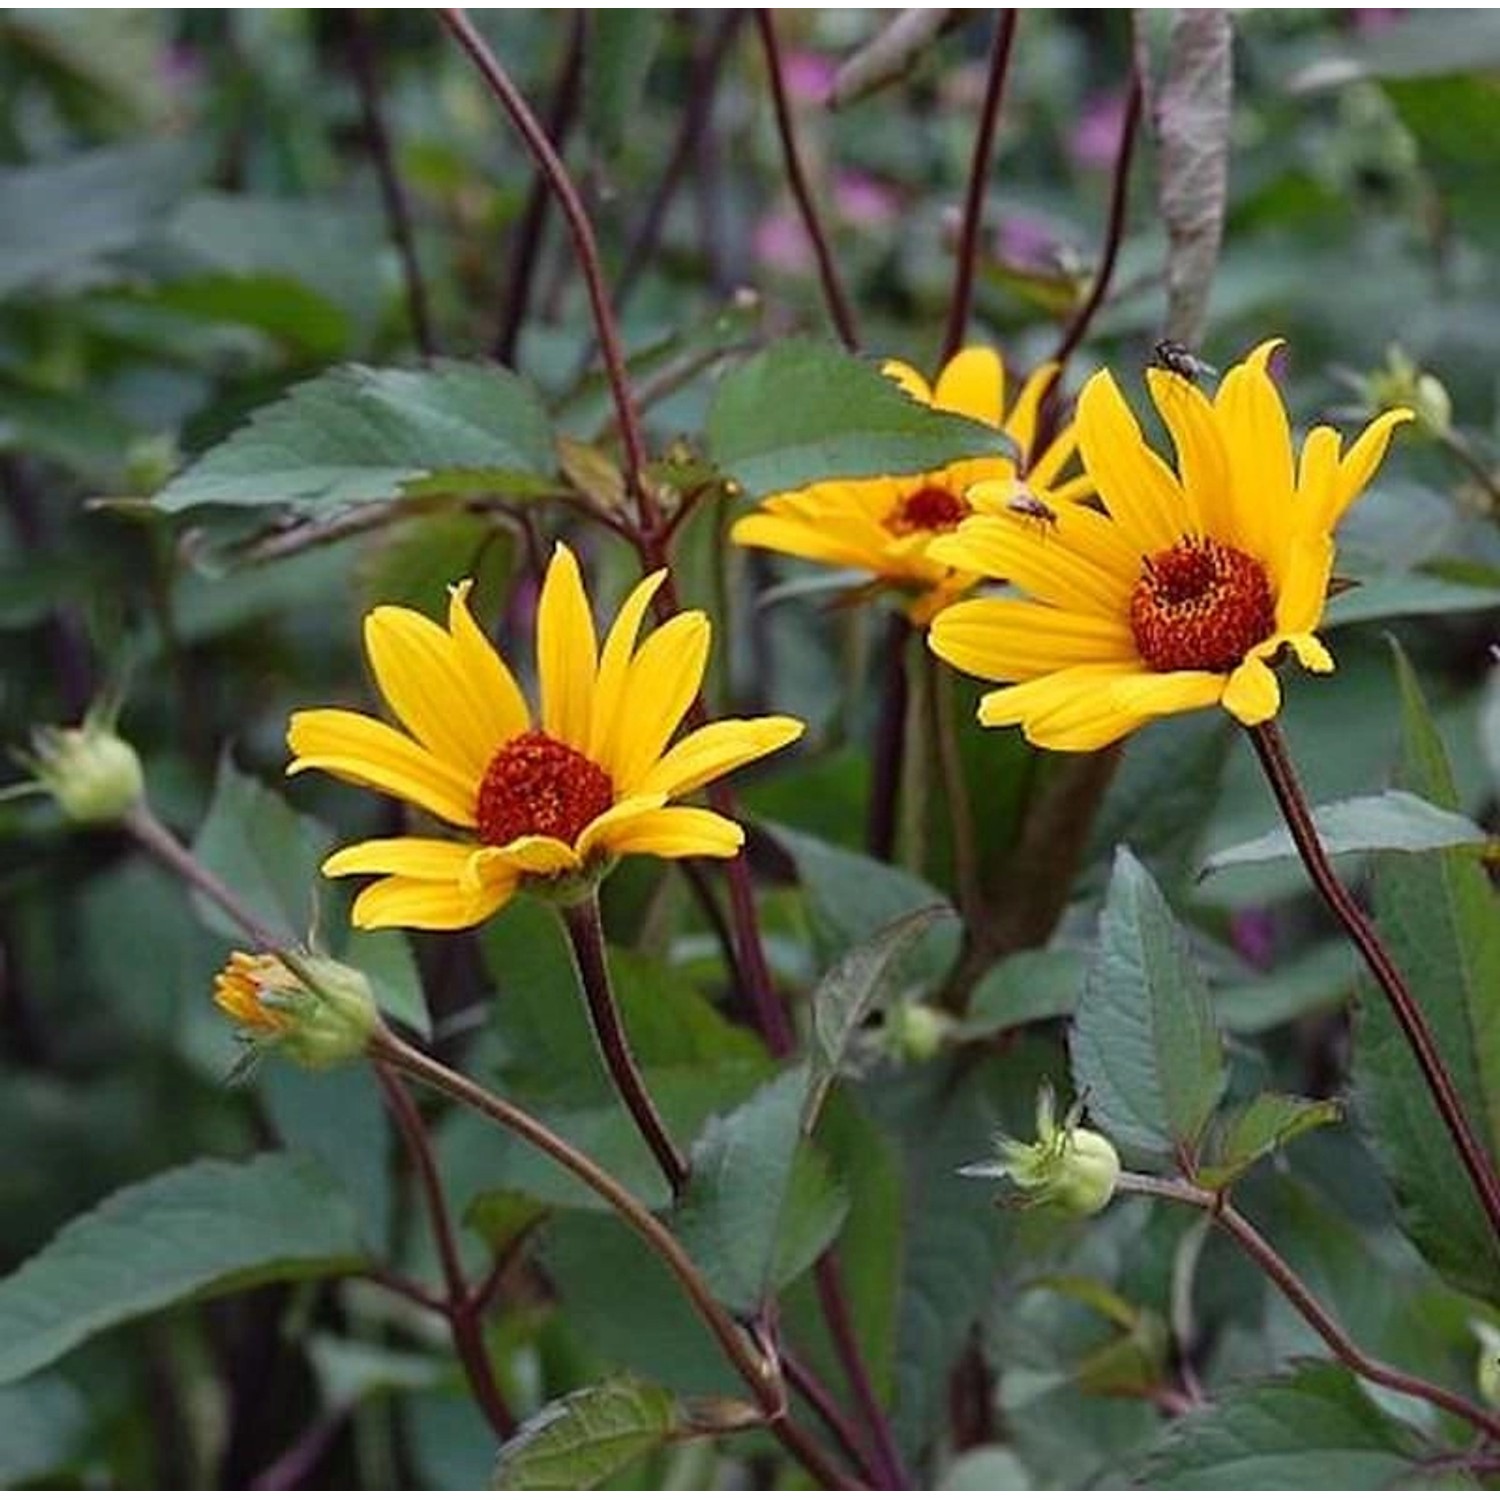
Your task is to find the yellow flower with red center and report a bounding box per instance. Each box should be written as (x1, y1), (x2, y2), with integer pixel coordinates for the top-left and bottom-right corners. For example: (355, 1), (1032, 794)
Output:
(926, 340), (1412, 750)
(287, 545), (803, 930)
(730, 347), (1092, 623)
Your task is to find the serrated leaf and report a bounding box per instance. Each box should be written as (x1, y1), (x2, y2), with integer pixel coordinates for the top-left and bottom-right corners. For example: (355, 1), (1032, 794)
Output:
(1139, 1364), (1429, 1487)
(1353, 647), (1500, 1303)
(1150, 11), (1233, 347)
(1200, 789), (1489, 878)
(1071, 848), (1226, 1160)
(708, 340), (1015, 499)
(0, 1154), (366, 1384)
(1197, 1093), (1341, 1189)
(153, 362), (555, 514)
(673, 1065), (848, 1311)
(190, 754), (332, 945)
(493, 1376), (679, 1490)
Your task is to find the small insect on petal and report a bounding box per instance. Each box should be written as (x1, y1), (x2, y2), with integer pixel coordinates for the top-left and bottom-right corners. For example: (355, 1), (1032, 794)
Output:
(1151, 338), (1219, 384)
(1006, 484), (1059, 535)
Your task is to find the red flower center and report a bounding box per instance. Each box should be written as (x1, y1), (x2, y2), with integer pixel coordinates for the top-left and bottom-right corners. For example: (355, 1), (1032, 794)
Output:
(1129, 536), (1277, 673)
(476, 730), (614, 848)
(885, 484), (971, 537)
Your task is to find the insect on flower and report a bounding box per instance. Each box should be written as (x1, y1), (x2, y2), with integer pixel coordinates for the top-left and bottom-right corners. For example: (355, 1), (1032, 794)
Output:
(1151, 338), (1219, 385)
(1005, 484), (1059, 536)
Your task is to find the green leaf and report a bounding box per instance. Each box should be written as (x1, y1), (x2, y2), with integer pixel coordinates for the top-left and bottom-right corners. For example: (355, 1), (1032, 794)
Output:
(1152, 11), (1233, 348)
(956, 948), (1087, 1038)
(1213, 941), (1358, 1034)
(584, 13), (663, 153)
(0, 1375), (88, 1486)
(806, 904), (955, 1122)
(493, 1376), (679, 1490)
(152, 362), (555, 514)
(1199, 789), (1490, 878)
(939, 1445), (1032, 1490)
(190, 754), (332, 945)
(1353, 647), (1500, 1302)
(1139, 1364), (1429, 1487)
(1071, 848), (1226, 1160)
(673, 1065), (848, 1311)
(0, 141), (197, 300)
(707, 340), (1015, 498)
(1197, 1093), (1342, 1189)
(308, 1335), (446, 1409)
(344, 927), (430, 1039)
(0, 1153), (366, 1384)
(1323, 572), (1500, 627)
(462, 1191), (548, 1256)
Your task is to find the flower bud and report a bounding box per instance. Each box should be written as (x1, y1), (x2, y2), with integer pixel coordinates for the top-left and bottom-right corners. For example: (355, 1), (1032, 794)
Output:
(1367, 345), (1452, 436)
(214, 950), (378, 1071)
(20, 714), (144, 825)
(959, 1083), (1120, 1216)
(884, 1001), (953, 1063)
(1474, 1321), (1500, 1410)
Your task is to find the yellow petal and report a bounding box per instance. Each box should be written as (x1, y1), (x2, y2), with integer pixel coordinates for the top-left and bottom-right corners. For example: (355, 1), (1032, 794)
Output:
(323, 836), (476, 880)
(608, 612), (711, 791)
(1023, 669), (1225, 750)
(634, 715), (804, 799)
(364, 602), (504, 782)
(287, 708), (476, 828)
(1325, 407), (1413, 532)
(590, 569), (667, 766)
(1275, 533), (1334, 636)
(595, 805), (745, 860)
(1213, 339), (1294, 563)
(448, 581), (532, 745)
(496, 834), (580, 875)
(933, 347), (1005, 426)
(1283, 631), (1334, 674)
(975, 664), (1135, 727)
(881, 358), (932, 406)
(1075, 369), (1185, 552)
(930, 597), (1138, 683)
(1295, 425), (1342, 523)
(537, 544), (598, 750)
(1145, 368), (1227, 541)
(350, 873), (515, 931)
(730, 510), (888, 572)
(1221, 654), (1282, 726)
(1004, 362), (1057, 461)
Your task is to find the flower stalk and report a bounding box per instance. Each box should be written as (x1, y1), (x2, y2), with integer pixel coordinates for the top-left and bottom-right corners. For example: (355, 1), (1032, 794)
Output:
(560, 893), (690, 1196)
(1247, 721), (1500, 1245)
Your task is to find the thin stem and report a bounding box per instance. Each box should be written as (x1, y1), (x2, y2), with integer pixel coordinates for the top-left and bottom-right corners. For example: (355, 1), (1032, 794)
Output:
(375, 1064), (515, 1438)
(679, 859), (742, 1001)
(345, 11), (435, 358)
(438, 9), (653, 521)
(941, 10), (1018, 365)
(929, 651), (981, 928)
(124, 804), (286, 950)
(866, 611), (912, 863)
(755, 9), (860, 353)
(1118, 1172), (1500, 1443)
(249, 1407), (349, 1490)
(373, 1028), (859, 1485)
(1247, 721), (1500, 1243)
(356, 1266), (446, 1315)
(560, 895), (689, 1196)
(812, 1255), (909, 1487)
(492, 12), (586, 365)
(613, 12), (745, 316)
(1044, 66), (1134, 405)
(782, 1351), (882, 1487)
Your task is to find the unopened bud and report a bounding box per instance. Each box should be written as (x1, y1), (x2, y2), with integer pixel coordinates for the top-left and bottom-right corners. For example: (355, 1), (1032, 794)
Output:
(213, 950), (378, 1071)
(959, 1083), (1120, 1216)
(884, 1001), (953, 1063)
(14, 709), (144, 825)
(1474, 1322), (1500, 1410)
(1367, 345), (1452, 436)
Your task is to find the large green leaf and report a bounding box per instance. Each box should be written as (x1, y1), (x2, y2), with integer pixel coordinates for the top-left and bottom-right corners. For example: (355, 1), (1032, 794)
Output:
(494, 1376), (680, 1490)
(1352, 649), (1500, 1303)
(1071, 848), (1226, 1161)
(1196, 1094), (1342, 1190)
(707, 340), (1015, 499)
(1199, 789), (1489, 878)
(189, 754), (332, 945)
(1139, 1364), (1430, 1487)
(0, 1153), (366, 1384)
(0, 1376), (88, 1486)
(152, 362), (555, 513)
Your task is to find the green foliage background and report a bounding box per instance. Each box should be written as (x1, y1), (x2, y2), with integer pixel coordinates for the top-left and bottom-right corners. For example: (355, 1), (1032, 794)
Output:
(2, 8), (1500, 1489)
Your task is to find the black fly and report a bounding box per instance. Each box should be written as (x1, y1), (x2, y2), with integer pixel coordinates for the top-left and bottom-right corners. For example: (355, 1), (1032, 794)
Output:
(1151, 339), (1218, 384)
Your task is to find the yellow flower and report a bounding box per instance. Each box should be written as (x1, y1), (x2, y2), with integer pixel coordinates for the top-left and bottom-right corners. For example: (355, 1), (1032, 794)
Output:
(215, 951), (297, 1036)
(730, 346), (1092, 623)
(287, 545), (803, 930)
(213, 950), (378, 1068)
(927, 341), (1412, 750)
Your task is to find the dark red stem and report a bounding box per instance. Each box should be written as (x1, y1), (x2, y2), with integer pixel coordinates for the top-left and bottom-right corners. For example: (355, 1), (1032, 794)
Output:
(866, 610), (912, 862)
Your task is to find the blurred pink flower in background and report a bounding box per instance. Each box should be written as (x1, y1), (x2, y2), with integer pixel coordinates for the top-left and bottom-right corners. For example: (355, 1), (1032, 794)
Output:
(1230, 908), (1278, 971)
(834, 170), (899, 229)
(1069, 90), (1127, 172)
(783, 49), (836, 106)
(1351, 9), (1404, 33)
(994, 212), (1060, 272)
(753, 209), (816, 275)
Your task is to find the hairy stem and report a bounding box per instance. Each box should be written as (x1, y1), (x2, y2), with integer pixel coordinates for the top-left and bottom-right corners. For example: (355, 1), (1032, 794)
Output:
(560, 894), (689, 1196)
(375, 1064), (515, 1437)
(1247, 720), (1500, 1243)
(1118, 1172), (1500, 1443)
(755, 9), (860, 352)
(941, 10), (1018, 365)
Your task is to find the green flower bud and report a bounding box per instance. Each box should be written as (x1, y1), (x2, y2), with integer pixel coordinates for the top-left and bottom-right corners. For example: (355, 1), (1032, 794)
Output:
(214, 950), (378, 1071)
(885, 1001), (953, 1063)
(1366, 345), (1452, 436)
(959, 1083), (1120, 1217)
(1474, 1321), (1500, 1410)
(17, 711), (144, 824)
